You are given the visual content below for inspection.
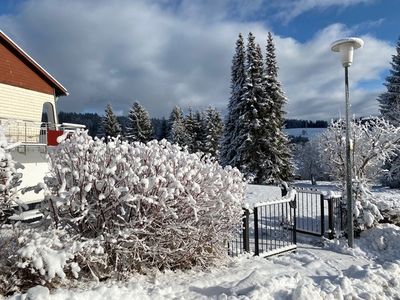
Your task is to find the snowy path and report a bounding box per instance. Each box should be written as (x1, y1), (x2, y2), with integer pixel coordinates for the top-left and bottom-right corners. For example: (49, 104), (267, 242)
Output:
(8, 224), (400, 300)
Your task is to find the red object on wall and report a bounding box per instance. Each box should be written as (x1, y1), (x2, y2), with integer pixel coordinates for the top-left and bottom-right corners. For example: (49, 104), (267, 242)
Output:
(47, 130), (63, 146)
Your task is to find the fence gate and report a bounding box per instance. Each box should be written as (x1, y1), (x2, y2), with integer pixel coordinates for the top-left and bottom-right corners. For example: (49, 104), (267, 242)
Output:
(228, 197), (297, 257)
(295, 187), (343, 238)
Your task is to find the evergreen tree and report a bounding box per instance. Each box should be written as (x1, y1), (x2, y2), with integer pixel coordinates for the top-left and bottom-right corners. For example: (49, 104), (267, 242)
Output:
(184, 108), (196, 151)
(378, 37), (400, 126)
(220, 33), (246, 167)
(168, 106), (188, 146)
(126, 102), (153, 143)
(204, 106), (224, 158)
(235, 33), (276, 183)
(263, 32), (293, 182)
(378, 37), (400, 187)
(194, 111), (207, 153)
(159, 117), (169, 140)
(102, 103), (121, 139)
(185, 109), (207, 153)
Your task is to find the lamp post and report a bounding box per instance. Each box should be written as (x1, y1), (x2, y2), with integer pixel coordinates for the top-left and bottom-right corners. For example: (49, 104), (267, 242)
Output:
(331, 37), (364, 248)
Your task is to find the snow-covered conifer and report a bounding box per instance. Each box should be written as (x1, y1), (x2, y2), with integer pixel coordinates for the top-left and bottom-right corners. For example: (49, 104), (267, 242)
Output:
(378, 38), (400, 126)
(378, 38), (400, 187)
(102, 103), (121, 139)
(159, 117), (169, 140)
(220, 33), (246, 167)
(204, 107), (223, 158)
(185, 109), (206, 153)
(184, 108), (196, 151)
(264, 32), (293, 182)
(126, 102), (153, 143)
(168, 106), (189, 146)
(234, 33), (275, 183)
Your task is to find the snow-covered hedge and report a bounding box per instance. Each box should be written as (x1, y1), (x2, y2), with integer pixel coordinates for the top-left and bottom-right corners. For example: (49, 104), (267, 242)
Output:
(0, 126), (21, 225)
(43, 131), (244, 277)
(319, 118), (400, 230)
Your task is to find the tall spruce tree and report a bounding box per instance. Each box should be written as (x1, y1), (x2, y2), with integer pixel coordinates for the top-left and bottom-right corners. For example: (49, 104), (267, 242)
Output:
(194, 111), (207, 153)
(102, 103), (121, 139)
(204, 106), (224, 158)
(159, 117), (169, 140)
(168, 106), (188, 146)
(378, 37), (400, 126)
(184, 108), (196, 152)
(378, 37), (400, 187)
(264, 32), (293, 182)
(184, 109), (206, 153)
(220, 33), (246, 167)
(235, 33), (274, 183)
(126, 102), (153, 143)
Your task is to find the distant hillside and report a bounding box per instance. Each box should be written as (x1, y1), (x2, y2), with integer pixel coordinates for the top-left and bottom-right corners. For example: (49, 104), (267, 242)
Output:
(284, 127), (326, 141)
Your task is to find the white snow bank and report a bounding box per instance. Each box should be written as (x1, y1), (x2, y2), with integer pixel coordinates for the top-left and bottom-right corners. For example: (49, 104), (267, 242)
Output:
(8, 225), (400, 300)
(245, 184), (283, 208)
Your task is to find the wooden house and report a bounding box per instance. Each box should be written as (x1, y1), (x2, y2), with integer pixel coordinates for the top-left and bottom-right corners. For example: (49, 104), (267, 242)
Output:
(0, 30), (68, 144)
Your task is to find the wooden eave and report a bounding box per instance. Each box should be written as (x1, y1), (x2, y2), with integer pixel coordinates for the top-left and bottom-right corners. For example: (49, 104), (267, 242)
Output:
(0, 30), (68, 97)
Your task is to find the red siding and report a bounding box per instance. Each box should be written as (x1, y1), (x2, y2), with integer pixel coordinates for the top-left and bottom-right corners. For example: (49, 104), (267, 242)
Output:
(0, 41), (55, 95)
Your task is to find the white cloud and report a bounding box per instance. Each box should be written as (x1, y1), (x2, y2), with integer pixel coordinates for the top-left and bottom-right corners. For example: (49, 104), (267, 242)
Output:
(274, 0), (375, 23)
(276, 23), (393, 120)
(0, 0), (393, 120)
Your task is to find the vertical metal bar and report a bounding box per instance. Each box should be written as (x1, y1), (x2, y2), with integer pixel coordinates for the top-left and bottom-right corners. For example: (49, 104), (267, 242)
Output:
(311, 192), (314, 232)
(264, 205), (267, 252)
(328, 197), (335, 239)
(269, 204), (272, 251)
(243, 209), (250, 253)
(281, 203), (284, 247)
(320, 194), (325, 236)
(285, 202), (288, 246)
(293, 195), (297, 244)
(345, 66), (354, 248)
(258, 206), (264, 253)
(273, 204), (277, 250)
(306, 194), (312, 231)
(254, 206), (259, 256)
(300, 192), (303, 230)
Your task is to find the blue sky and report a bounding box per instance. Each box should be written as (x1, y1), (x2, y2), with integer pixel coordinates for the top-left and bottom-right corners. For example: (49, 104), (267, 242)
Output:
(0, 0), (398, 120)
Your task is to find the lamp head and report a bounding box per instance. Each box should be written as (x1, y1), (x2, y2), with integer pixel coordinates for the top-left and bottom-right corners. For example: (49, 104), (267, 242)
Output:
(331, 37), (364, 67)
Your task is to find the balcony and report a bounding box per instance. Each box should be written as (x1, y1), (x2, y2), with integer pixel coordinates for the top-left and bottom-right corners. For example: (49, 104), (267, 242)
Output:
(0, 118), (85, 145)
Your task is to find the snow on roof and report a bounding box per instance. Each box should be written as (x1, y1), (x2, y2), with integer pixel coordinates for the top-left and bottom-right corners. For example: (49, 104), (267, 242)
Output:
(0, 30), (68, 96)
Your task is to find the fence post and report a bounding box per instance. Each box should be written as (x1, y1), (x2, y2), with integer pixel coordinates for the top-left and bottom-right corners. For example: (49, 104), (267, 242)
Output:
(254, 206), (259, 256)
(320, 194), (325, 236)
(243, 209), (250, 253)
(328, 197), (335, 239)
(290, 195), (297, 244)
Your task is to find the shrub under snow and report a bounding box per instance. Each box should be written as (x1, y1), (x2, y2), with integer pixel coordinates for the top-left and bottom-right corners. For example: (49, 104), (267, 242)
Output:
(319, 118), (400, 230)
(0, 126), (22, 225)
(42, 130), (244, 278)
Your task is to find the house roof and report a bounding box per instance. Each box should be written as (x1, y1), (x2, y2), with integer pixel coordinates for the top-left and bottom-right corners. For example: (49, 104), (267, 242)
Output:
(0, 30), (68, 97)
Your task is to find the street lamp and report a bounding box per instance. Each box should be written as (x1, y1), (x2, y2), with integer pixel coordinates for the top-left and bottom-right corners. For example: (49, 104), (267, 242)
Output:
(331, 37), (364, 248)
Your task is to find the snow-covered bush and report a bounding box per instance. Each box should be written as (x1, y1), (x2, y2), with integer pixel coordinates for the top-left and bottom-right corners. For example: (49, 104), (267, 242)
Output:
(43, 130), (244, 277)
(293, 140), (329, 183)
(319, 118), (400, 230)
(0, 126), (22, 225)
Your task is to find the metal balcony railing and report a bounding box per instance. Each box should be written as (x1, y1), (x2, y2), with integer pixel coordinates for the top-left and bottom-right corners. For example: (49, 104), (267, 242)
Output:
(0, 118), (85, 145)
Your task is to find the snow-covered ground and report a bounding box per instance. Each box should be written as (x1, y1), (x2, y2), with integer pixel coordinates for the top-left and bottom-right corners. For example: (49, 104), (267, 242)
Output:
(4, 182), (400, 300)
(7, 224), (400, 300)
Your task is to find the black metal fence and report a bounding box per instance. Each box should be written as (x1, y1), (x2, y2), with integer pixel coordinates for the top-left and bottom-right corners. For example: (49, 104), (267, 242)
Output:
(228, 187), (344, 257)
(228, 197), (297, 257)
(295, 187), (344, 238)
